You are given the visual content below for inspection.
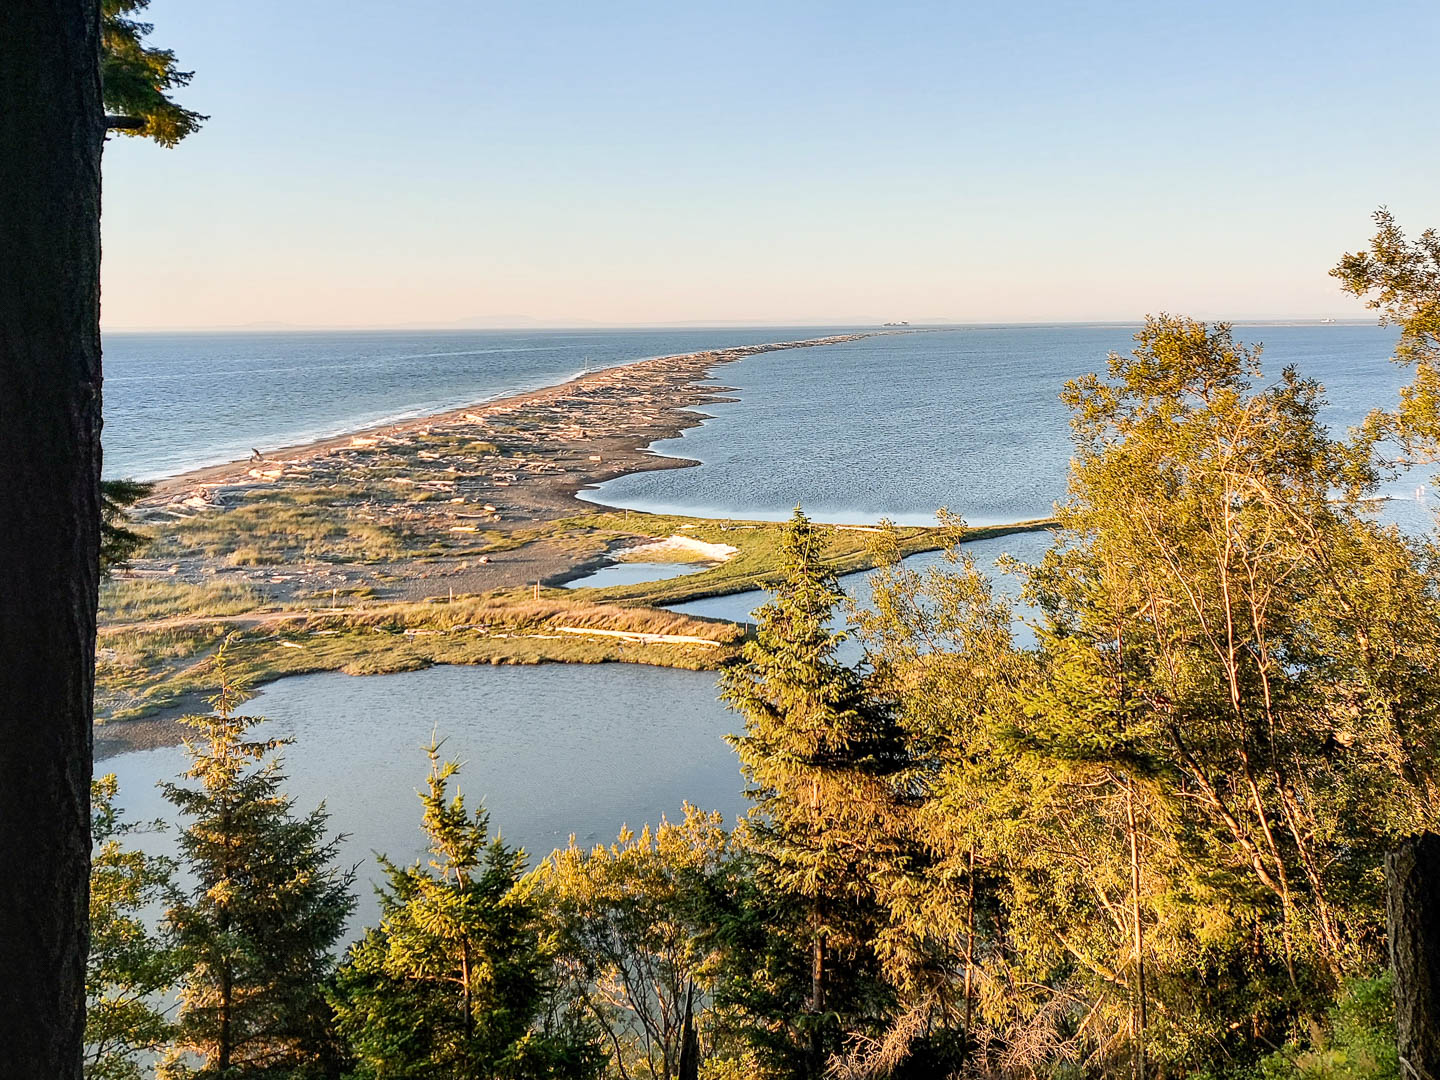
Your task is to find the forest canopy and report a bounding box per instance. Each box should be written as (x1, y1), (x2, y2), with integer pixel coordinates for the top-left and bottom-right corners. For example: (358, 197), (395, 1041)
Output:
(85, 277), (1440, 1077)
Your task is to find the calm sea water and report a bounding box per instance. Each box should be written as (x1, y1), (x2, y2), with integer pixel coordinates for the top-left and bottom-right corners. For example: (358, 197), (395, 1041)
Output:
(584, 323), (1418, 527)
(102, 326), (870, 480)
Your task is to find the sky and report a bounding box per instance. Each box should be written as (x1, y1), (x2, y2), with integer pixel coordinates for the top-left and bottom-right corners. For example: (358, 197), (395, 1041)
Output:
(101, 0), (1440, 330)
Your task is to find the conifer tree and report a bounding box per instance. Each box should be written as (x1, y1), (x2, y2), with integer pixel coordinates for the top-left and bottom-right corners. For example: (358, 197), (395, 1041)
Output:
(159, 645), (354, 1078)
(102, 0), (206, 144)
(86, 775), (184, 1080)
(720, 508), (911, 1077)
(331, 743), (604, 1080)
(99, 479), (154, 575)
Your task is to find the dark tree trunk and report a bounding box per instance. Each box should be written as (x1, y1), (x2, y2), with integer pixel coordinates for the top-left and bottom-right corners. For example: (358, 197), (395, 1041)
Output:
(1387, 833), (1440, 1080)
(809, 928), (825, 1077)
(0, 3), (105, 1078)
(677, 986), (699, 1080)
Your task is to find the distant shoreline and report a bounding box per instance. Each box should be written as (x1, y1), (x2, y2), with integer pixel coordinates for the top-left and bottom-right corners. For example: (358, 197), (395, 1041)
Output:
(146, 332), (892, 499)
(101, 318), (1380, 335)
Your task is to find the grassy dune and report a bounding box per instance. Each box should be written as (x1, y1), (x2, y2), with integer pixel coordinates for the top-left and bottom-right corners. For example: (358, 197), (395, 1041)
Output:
(96, 592), (744, 725)
(97, 507), (1054, 731)
(560, 512), (1055, 605)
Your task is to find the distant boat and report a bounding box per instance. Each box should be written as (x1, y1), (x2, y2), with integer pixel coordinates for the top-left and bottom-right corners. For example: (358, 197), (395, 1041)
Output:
(882, 320), (910, 327)
(1319, 318), (1337, 324)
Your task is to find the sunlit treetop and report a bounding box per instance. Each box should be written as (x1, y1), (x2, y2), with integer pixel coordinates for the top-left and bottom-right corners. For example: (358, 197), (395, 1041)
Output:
(1332, 209), (1440, 459)
(102, 0), (206, 147)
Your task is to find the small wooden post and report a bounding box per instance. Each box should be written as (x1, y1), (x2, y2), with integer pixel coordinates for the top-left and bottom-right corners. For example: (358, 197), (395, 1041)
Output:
(1387, 832), (1440, 1080)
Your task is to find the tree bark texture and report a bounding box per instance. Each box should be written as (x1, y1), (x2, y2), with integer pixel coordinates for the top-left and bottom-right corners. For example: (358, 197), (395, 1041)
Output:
(1387, 833), (1440, 1080)
(0, 3), (105, 1078)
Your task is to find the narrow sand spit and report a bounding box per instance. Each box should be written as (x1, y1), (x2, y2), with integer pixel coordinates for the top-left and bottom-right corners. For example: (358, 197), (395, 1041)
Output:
(98, 330), (1023, 756)
(122, 333), (890, 604)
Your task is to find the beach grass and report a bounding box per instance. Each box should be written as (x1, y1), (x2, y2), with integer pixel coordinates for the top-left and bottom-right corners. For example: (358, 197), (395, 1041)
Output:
(555, 511), (1055, 605)
(95, 592), (745, 726)
(152, 487), (416, 564)
(100, 578), (271, 622)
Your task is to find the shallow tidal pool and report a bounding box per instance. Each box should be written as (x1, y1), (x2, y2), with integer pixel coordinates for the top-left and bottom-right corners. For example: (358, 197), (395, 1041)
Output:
(561, 559), (710, 589)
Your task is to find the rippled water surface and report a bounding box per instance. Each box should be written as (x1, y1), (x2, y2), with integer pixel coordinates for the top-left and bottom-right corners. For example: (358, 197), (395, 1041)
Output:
(586, 323), (1414, 526)
(103, 326), (868, 480)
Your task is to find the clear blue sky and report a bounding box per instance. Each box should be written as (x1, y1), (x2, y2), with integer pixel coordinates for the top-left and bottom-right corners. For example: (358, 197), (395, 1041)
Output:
(101, 0), (1440, 329)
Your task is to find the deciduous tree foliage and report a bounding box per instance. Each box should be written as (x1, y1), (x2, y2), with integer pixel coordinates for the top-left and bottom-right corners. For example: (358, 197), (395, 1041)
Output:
(852, 521), (1025, 1072)
(541, 806), (737, 1080)
(1333, 209), (1440, 459)
(856, 317), (1440, 1077)
(1334, 208), (1440, 1080)
(86, 776), (184, 1080)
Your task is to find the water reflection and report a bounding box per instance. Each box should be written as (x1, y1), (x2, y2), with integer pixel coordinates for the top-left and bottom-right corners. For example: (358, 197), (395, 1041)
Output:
(562, 560), (709, 589)
(106, 664), (744, 932)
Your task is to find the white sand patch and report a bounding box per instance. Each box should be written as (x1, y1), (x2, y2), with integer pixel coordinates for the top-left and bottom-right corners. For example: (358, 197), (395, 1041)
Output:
(616, 535), (739, 564)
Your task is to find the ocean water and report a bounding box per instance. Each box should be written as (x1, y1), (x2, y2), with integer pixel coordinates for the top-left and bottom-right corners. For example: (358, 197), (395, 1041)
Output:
(583, 323), (1422, 528)
(101, 326), (869, 480)
(105, 325), (1423, 531)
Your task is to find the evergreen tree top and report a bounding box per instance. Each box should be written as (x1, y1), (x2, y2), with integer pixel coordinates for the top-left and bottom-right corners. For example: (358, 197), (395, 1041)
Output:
(102, 0), (206, 146)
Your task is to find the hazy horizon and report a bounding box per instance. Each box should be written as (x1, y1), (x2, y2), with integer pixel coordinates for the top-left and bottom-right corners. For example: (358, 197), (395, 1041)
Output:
(101, 0), (1440, 331)
(101, 317), (1383, 335)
